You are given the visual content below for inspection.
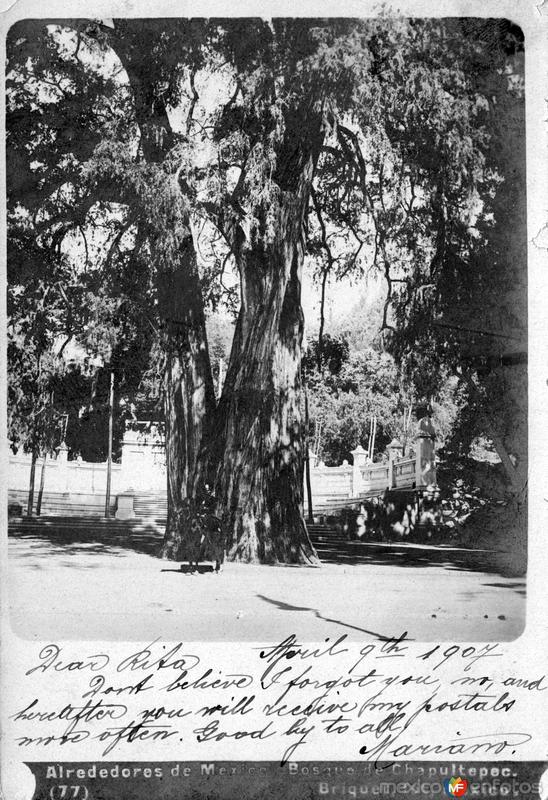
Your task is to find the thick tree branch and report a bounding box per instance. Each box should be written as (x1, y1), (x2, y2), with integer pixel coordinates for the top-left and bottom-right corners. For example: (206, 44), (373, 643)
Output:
(186, 69), (199, 136)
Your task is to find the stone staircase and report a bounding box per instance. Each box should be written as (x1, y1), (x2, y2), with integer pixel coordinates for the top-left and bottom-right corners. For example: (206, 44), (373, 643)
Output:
(7, 515), (160, 535)
(8, 489), (115, 517)
(8, 515), (339, 557)
(307, 522), (360, 562)
(8, 514), (334, 539)
(133, 492), (168, 520)
(7, 515), (346, 563)
(10, 487), (386, 525)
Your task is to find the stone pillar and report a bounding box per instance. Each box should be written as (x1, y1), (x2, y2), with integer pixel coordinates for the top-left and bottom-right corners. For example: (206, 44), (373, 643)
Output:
(116, 491), (135, 519)
(387, 438), (404, 489)
(351, 445), (368, 497)
(56, 441), (69, 492)
(415, 414), (436, 488)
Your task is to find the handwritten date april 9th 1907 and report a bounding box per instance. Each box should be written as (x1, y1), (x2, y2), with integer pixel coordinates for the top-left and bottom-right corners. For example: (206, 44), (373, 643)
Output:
(9, 633), (544, 766)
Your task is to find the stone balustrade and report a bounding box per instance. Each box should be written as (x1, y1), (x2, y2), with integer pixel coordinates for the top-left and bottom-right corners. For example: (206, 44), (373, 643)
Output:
(8, 415), (437, 517)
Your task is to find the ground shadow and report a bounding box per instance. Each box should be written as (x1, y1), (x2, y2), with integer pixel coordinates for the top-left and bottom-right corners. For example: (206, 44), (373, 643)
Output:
(313, 536), (526, 579)
(482, 581), (526, 596)
(8, 518), (164, 559)
(255, 593), (402, 641)
(167, 564), (217, 574)
(8, 518), (526, 581)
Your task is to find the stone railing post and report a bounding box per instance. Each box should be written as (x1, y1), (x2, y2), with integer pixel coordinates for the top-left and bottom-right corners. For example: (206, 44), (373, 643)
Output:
(350, 445), (368, 497)
(387, 438), (404, 489)
(415, 414), (436, 488)
(119, 426), (145, 491)
(57, 441), (69, 492)
(116, 491), (135, 519)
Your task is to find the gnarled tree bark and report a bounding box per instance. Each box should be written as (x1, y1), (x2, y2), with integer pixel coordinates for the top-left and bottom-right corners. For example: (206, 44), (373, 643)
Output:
(206, 113), (324, 564)
(159, 235), (216, 560)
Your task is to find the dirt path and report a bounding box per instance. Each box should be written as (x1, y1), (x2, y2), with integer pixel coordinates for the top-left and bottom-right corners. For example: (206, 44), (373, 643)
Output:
(8, 531), (525, 642)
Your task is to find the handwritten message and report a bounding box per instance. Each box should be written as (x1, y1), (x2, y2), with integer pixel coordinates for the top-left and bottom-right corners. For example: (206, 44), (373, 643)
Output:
(7, 633), (545, 765)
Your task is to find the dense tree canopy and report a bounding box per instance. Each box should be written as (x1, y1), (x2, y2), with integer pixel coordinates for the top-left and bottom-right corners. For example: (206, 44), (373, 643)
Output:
(7, 16), (526, 561)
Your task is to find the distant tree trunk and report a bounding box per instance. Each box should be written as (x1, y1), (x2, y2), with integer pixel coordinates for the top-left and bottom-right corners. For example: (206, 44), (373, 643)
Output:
(104, 370), (115, 518)
(27, 449), (37, 517)
(311, 185), (332, 372)
(370, 416), (377, 461)
(367, 418), (374, 460)
(36, 453), (47, 516)
(304, 389), (314, 524)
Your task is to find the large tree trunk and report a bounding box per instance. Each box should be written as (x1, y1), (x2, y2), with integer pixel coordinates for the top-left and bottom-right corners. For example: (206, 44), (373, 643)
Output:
(210, 123), (323, 563)
(216, 266), (316, 563)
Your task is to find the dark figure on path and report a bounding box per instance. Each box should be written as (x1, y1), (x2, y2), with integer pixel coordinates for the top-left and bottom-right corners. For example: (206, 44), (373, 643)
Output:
(198, 521), (226, 573)
(188, 484), (226, 573)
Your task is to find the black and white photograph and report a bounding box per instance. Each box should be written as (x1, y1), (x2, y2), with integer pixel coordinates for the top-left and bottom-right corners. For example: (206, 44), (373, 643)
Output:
(5, 12), (528, 646)
(3, 4), (548, 800)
